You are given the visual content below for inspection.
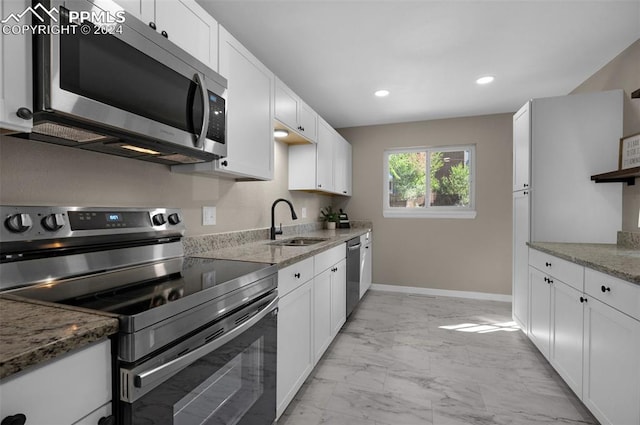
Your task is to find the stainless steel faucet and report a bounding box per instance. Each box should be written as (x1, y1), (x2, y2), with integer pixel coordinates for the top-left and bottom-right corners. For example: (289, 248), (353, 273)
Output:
(270, 198), (298, 240)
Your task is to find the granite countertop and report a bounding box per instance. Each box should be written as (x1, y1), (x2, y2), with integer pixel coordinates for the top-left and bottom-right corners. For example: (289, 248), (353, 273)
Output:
(528, 242), (640, 284)
(0, 295), (119, 380)
(193, 227), (371, 268)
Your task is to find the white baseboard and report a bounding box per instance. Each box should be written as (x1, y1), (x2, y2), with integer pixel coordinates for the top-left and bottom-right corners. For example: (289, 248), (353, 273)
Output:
(370, 283), (512, 303)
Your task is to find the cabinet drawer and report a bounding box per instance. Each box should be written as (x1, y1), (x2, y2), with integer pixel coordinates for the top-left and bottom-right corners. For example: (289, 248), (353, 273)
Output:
(529, 249), (584, 291)
(315, 244), (346, 273)
(278, 257), (314, 298)
(585, 268), (640, 321)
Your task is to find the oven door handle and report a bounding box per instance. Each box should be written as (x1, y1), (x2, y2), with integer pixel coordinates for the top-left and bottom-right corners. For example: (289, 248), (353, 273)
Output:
(132, 295), (278, 395)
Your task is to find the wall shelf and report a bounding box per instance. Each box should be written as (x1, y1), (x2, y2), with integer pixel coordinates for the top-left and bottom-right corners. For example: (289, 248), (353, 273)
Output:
(591, 167), (639, 185)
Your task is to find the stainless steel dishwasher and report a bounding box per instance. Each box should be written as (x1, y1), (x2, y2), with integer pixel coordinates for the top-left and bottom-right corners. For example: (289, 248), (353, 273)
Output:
(346, 237), (362, 318)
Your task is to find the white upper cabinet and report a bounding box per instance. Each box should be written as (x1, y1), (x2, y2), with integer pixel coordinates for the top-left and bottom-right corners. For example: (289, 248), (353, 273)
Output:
(513, 101), (530, 192)
(116, 0), (218, 71)
(173, 26), (274, 180)
(274, 78), (317, 143)
(288, 117), (352, 196)
(0, 0), (32, 132)
(334, 135), (352, 196)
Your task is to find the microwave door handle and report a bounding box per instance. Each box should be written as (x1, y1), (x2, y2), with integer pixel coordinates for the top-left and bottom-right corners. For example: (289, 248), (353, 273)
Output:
(129, 296), (278, 400)
(193, 73), (209, 149)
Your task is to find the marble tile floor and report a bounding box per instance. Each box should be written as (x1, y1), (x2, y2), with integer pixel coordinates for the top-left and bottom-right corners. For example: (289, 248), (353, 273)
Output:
(277, 290), (598, 425)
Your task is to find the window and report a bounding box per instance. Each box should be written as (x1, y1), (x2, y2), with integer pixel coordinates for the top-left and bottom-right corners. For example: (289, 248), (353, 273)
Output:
(383, 145), (476, 218)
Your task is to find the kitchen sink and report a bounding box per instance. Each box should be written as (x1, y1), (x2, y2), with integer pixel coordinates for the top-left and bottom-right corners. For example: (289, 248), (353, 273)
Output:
(269, 237), (329, 247)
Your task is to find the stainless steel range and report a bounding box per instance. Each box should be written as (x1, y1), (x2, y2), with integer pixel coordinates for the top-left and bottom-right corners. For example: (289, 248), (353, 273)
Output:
(0, 206), (278, 425)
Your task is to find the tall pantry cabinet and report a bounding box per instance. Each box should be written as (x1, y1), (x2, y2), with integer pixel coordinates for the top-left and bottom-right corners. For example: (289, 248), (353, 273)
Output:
(512, 90), (623, 332)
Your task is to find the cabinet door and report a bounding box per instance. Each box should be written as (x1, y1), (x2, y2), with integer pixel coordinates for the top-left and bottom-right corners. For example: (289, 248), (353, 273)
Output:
(529, 267), (551, 359)
(583, 297), (640, 425)
(277, 280), (313, 418)
(0, 0), (32, 133)
(298, 101), (317, 142)
(360, 238), (372, 299)
(316, 119), (335, 192)
(512, 191), (530, 331)
(274, 79), (299, 131)
(313, 269), (333, 363)
(330, 259), (347, 337)
(551, 280), (583, 397)
(0, 340), (111, 425)
(334, 136), (352, 196)
(513, 101), (530, 191)
(154, 0), (218, 71)
(216, 26), (274, 180)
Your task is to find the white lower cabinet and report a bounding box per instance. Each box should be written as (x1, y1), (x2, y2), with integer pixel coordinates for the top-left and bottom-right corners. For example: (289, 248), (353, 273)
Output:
(277, 278), (314, 418)
(550, 279), (584, 397)
(0, 340), (112, 425)
(313, 268), (333, 362)
(276, 244), (347, 419)
(528, 248), (640, 425)
(583, 294), (640, 425)
(359, 232), (372, 299)
(528, 266), (552, 358)
(330, 259), (347, 336)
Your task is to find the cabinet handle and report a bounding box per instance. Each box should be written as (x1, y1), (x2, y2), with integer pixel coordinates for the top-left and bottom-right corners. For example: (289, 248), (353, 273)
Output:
(161, 30), (168, 38)
(294, 273), (301, 278)
(545, 262), (552, 267)
(523, 191), (528, 195)
(343, 191), (347, 194)
(580, 296), (588, 303)
(1, 414), (26, 425)
(524, 184), (529, 188)
(318, 184), (322, 188)
(149, 22), (156, 30)
(600, 285), (611, 293)
(16, 107), (32, 120)
(543, 277), (553, 284)
(220, 160), (228, 167)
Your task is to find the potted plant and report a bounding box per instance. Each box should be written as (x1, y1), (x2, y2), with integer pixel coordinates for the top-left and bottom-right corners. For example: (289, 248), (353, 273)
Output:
(321, 206), (339, 230)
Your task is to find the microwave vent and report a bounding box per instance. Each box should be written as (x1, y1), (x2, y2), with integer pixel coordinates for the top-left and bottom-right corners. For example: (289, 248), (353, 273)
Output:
(32, 122), (111, 143)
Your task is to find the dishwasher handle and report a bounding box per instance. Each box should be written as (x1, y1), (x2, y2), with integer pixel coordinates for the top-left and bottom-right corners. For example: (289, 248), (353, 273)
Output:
(348, 243), (362, 251)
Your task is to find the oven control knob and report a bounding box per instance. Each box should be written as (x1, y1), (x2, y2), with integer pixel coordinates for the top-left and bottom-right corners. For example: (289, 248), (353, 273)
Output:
(5, 214), (33, 233)
(168, 213), (181, 225)
(152, 213), (166, 226)
(42, 213), (65, 231)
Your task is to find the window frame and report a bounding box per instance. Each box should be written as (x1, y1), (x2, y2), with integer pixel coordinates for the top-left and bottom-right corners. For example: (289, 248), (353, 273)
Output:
(383, 144), (477, 219)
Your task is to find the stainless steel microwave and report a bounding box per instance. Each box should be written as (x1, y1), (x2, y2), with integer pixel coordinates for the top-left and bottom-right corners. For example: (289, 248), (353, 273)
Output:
(25, 0), (227, 165)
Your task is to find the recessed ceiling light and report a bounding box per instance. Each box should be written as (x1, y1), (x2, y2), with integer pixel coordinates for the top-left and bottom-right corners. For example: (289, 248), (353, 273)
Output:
(476, 76), (495, 85)
(274, 129), (289, 138)
(374, 89), (390, 97)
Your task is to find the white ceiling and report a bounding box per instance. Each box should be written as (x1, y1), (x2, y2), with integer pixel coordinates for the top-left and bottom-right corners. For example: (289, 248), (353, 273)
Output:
(197, 1), (640, 129)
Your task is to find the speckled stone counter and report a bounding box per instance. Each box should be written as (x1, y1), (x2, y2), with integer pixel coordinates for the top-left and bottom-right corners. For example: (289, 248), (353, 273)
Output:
(192, 226), (371, 269)
(0, 296), (119, 379)
(528, 242), (640, 284)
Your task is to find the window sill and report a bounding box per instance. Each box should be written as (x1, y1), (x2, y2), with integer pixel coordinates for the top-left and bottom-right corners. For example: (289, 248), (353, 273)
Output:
(383, 209), (477, 219)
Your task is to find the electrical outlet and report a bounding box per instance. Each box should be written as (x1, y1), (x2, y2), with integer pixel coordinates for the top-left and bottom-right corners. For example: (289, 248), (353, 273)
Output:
(202, 206), (216, 226)
(301, 207), (307, 218)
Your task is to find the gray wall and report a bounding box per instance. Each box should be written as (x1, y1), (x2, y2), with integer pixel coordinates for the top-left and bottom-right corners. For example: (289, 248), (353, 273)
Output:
(337, 114), (513, 295)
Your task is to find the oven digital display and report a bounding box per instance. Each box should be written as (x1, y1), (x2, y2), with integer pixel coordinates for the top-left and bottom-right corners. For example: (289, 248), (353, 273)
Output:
(68, 210), (151, 230)
(106, 213), (123, 222)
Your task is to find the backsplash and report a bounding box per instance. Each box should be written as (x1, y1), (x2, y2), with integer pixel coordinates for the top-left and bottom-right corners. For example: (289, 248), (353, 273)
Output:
(183, 219), (373, 256)
(617, 231), (640, 249)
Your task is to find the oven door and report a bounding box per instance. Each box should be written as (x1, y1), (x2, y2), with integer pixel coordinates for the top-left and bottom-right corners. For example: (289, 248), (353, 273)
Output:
(119, 293), (277, 425)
